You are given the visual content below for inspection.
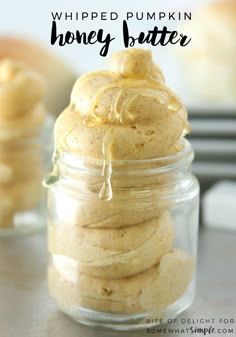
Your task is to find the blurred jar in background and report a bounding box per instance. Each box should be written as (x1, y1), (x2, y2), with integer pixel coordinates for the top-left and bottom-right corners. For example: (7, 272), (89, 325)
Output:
(175, 0), (236, 104)
(0, 59), (53, 235)
(0, 37), (77, 116)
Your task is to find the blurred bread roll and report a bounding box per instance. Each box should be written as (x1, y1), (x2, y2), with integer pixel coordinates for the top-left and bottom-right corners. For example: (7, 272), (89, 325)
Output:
(0, 37), (77, 115)
(176, 0), (236, 102)
(0, 59), (44, 118)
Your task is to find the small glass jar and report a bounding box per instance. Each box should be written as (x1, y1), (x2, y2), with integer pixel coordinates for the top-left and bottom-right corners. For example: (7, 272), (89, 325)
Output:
(46, 139), (199, 330)
(0, 115), (54, 236)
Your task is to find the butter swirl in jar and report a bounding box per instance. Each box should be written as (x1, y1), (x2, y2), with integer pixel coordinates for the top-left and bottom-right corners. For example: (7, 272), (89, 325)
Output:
(45, 49), (199, 330)
(0, 59), (50, 234)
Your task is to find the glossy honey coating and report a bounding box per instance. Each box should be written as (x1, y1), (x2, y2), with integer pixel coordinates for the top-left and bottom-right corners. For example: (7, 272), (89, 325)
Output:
(55, 48), (190, 160)
(48, 49), (195, 315)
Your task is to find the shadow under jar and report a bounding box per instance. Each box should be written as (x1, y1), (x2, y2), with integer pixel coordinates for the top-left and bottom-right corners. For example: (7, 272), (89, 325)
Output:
(46, 139), (199, 331)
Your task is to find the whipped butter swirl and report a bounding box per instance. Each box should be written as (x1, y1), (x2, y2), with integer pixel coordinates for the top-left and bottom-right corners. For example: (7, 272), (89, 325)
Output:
(53, 48), (190, 200)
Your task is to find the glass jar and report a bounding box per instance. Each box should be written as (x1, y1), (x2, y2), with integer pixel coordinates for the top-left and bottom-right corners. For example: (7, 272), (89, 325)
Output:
(46, 139), (199, 330)
(0, 115), (54, 236)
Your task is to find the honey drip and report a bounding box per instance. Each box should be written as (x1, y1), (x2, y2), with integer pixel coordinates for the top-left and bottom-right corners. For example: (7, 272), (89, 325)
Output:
(43, 146), (60, 187)
(84, 78), (183, 126)
(54, 49), (190, 199)
(99, 130), (113, 201)
(44, 105), (75, 188)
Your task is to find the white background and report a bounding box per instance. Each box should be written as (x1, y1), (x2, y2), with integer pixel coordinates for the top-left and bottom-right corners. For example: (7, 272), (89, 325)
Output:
(0, 0), (212, 92)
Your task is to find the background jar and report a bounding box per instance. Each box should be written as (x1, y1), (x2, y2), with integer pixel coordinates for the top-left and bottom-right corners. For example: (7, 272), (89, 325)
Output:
(46, 139), (199, 330)
(0, 115), (54, 236)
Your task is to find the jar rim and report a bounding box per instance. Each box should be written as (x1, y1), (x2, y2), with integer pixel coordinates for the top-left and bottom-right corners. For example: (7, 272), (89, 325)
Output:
(57, 138), (194, 175)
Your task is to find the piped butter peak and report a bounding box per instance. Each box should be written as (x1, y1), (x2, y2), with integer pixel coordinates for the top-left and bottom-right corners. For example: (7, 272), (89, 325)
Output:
(109, 49), (164, 81)
(0, 59), (45, 119)
(55, 48), (190, 161)
(48, 48), (195, 314)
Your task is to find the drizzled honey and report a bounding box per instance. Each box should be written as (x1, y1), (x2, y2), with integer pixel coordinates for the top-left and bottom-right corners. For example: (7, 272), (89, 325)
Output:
(48, 48), (190, 200)
(45, 49), (197, 325)
(99, 129), (113, 201)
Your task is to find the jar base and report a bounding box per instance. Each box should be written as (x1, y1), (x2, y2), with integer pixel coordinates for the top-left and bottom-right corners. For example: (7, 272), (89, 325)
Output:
(0, 207), (45, 236)
(56, 283), (195, 331)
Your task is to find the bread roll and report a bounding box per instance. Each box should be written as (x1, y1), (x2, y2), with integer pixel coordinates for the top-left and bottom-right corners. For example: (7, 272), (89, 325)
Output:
(0, 37), (77, 115)
(176, 0), (236, 102)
